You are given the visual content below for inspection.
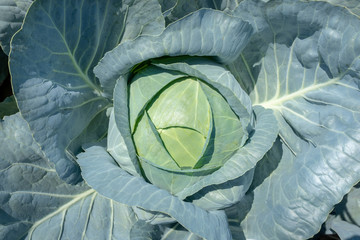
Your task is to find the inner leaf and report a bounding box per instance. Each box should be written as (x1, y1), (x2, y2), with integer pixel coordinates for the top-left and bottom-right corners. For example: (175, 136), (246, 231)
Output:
(147, 78), (211, 136)
(133, 112), (180, 170)
(129, 65), (186, 132)
(159, 127), (206, 168)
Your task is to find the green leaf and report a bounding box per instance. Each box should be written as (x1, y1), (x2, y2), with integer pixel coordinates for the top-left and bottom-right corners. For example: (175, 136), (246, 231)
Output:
(333, 186), (360, 227)
(199, 81), (244, 167)
(161, 223), (203, 240)
(122, 0), (165, 41)
(159, 0), (225, 24)
(306, 0), (360, 18)
(0, 0), (32, 54)
(0, 114), (138, 240)
(323, 185), (360, 238)
(10, 0), (166, 183)
(158, 0), (243, 25)
(94, 9), (253, 97)
(77, 145), (232, 240)
(130, 220), (162, 240)
(160, 127), (206, 168)
(176, 106), (278, 202)
(151, 57), (252, 167)
(10, 0), (130, 183)
(129, 65), (186, 132)
(152, 57), (253, 130)
(133, 112), (179, 169)
(148, 78), (211, 137)
(327, 218), (360, 240)
(107, 107), (140, 176)
(115, 69), (219, 195)
(231, 1), (360, 238)
(187, 169), (254, 211)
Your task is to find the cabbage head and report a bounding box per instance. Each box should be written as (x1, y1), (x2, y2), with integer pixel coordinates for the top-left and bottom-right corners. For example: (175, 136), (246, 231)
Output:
(1, 0), (360, 239)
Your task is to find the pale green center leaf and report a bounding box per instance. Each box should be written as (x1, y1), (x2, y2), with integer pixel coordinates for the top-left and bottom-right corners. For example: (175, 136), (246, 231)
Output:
(133, 112), (180, 170)
(148, 78), (211, 136)
(129, 66), (186, 132)
(198, 82), (244, 167)
(160, 127), (206, 168)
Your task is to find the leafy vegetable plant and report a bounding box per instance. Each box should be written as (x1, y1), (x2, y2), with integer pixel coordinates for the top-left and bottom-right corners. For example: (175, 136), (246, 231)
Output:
(1, 0), (360, 239)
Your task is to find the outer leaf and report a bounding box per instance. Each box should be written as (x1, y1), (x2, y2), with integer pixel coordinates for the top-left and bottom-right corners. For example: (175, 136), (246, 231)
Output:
(231, 1), (360, 238)
(130, 220), (162, 240)
(306, 0), (360, 17)
(78, 146), (232, 240)
(157, 0), (177, 17)
(10, 0), (130, 183)
(10, 0), (166, 184)
(327, 217), (360, 240)
(0, 114), (138, 240)
(94, 9), (253, 97)
(113, 76), (141, 175)
(131, 206), (174, 225)
(158, 0), (243, 24)
(332, 186), (360, 227)
(121, 0), (165, 41)
(187, 169), (254, 211)
(158, 0), (227, 24)
(108, 108), (140, 176)
(323, 185), (360, 238)
(0, 0), (32, 54)
(161, 223), (203, 240)
(224, 203), (247, 240)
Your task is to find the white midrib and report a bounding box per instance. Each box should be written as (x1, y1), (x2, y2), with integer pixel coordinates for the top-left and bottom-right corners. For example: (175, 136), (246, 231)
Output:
(256, 75), (342, 109)
(27, 189), (96, 239)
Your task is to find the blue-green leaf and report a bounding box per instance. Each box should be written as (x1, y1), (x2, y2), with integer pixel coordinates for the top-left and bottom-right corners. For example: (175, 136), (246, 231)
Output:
(0, 114), (138, 240)
(94, 9), (253, 97)
(306, 0), (360, 17)
(121, 0), (165, 41)
(10, 0), (131, 183)
(161, 223), (203, 240)
(231, 1), (360, 238)
(0, 0), (32, 54)
(158, 0), (229, 24)
(107, 107), (140, 176)
(78, 146), (232, 240)
(113, 76), (141, 175)
(158, 0), (242, 24)
(323, 185), (360, 239)
(333, 186), (360, 228)
(10, 0), (166, 184)
(328, 218), (360, 240)
(130, 220), (162, 240)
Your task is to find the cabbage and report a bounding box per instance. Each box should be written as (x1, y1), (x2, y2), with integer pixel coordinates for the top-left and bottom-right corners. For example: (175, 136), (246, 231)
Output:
(1, 0), (360, 239)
